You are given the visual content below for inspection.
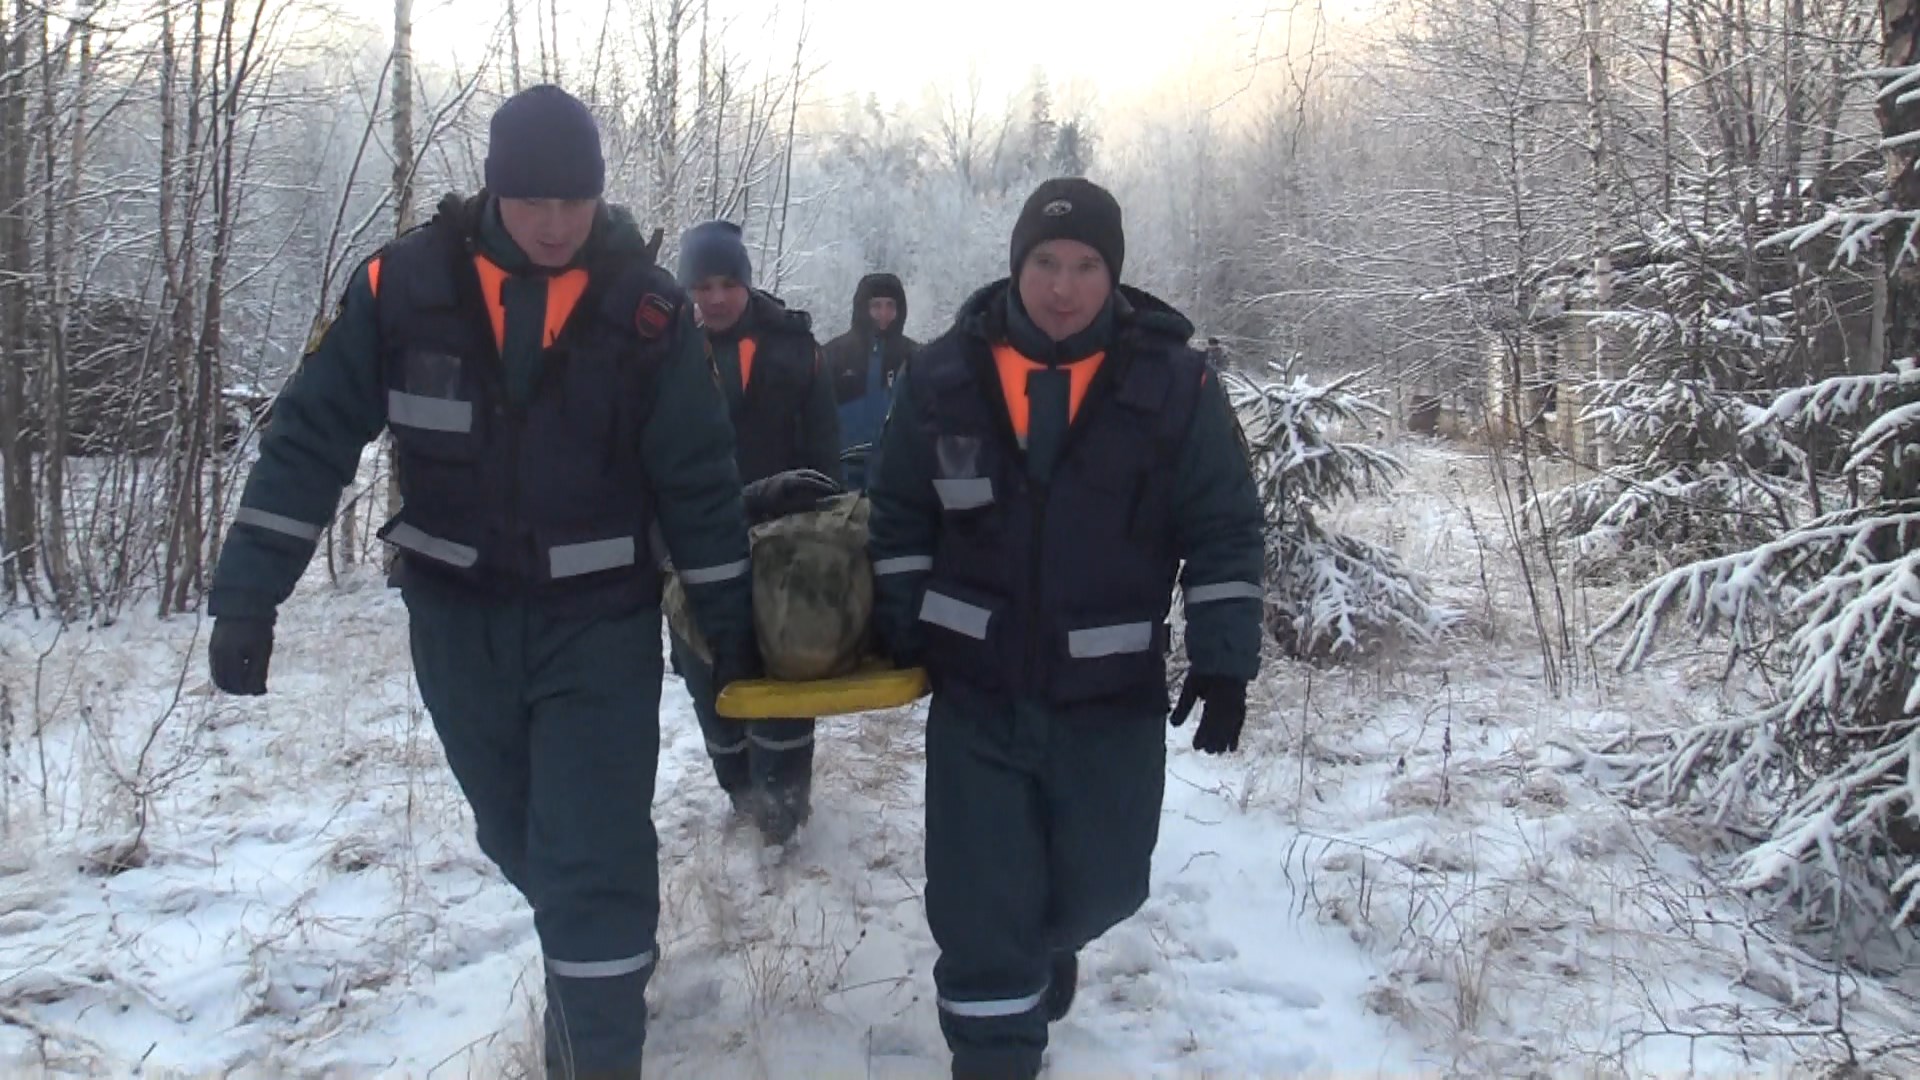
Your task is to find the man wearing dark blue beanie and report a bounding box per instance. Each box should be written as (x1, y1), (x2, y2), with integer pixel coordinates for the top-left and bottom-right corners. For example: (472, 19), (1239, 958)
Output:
(677, 219), (754, 288)
(486, 83), (606, 201)
(207, 81), (758, 1080)
(668, 218), (842, 850)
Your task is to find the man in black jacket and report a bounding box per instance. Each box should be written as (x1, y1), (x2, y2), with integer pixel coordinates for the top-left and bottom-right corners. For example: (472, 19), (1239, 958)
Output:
(207, 86), (755, 1080)
(867, 177), (1265, 1080)
(674, 220), (841, 845)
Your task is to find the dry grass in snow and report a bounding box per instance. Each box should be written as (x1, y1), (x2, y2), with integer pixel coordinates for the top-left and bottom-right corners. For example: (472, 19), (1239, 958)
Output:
(1, 441), (1917, 1078)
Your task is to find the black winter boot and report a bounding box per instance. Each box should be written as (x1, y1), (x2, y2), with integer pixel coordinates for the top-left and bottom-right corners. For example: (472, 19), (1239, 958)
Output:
(1044, 950), (1078, 1022)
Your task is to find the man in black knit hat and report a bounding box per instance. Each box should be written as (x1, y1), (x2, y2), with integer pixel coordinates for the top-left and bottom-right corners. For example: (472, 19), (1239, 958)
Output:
(670, 219), (841, 847)
(205, 84), (755, 1080)
(866, 177), (1265, 1079)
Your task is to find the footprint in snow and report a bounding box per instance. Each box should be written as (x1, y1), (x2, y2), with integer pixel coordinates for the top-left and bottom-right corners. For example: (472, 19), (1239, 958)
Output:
(1229, 973), (1325, 1010)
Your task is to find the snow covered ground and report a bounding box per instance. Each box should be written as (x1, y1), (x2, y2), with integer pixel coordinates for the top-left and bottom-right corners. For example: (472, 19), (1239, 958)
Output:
(3, 441), (1917, 1078)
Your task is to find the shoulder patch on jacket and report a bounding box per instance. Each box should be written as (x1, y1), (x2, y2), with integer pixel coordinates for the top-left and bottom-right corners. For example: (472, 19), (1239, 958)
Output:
(635, 293), (675, 339)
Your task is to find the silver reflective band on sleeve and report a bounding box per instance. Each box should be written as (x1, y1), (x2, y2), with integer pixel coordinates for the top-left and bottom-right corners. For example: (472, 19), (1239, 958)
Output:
(919, 590), (992, 640)
(707, 738), (748, 755)
(937, 985), (1048, 1019)
(549, 536), (637, 579)
(748, 731), (815, 752)
(874, 555), (934, 576)
(680, 558), (750, 585)
(1067, 621), (1155, 659)
(933, 477), (994, 511)
(387, 390), (474, 433)
(546, 950), (656, 980)
(234, 506), (323, 543)
(1185, 581), (1265, 605)
(384, 523), (480, 568)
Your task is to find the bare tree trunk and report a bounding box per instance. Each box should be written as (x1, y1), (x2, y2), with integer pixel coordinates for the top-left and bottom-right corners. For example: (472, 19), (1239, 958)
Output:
(533, 0), (548, 84)
(547, 0), (561, 86)
(770, 8), (805, 290)
(642, 0), (685, 229)
(1583, 0), (1613, 470)
(158, 0), (207, 616)
(380, 0), (415, 568)
(1779, 0), (1807, 220)
(1659, 0), (1675, 216)
(177, 0), (235, 613)
(505, 0), (522, 91)
(36, 0), (77, 615)
(0, 0), (39, 603)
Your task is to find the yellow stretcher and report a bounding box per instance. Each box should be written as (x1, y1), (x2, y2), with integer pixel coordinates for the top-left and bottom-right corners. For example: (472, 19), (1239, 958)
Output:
(715, 663), (930, 720)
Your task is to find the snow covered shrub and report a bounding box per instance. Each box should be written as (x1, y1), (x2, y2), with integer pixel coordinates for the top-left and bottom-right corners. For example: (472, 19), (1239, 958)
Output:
(1542, 218), (1820, 579)
(1221, 363), (1453, 661)
(1597, 358), (1920, 933)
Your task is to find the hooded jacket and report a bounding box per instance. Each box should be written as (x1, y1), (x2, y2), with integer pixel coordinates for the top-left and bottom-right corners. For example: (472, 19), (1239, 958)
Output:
(825, 274), (918, 404)
(824, 274), (919, 463)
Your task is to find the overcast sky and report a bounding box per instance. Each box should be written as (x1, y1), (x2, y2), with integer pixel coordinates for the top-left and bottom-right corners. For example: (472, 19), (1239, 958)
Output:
(335, 0), (1363, 116)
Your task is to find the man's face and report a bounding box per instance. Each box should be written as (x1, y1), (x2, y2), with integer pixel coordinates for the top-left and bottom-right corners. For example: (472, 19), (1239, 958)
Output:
(867, 296), (899, 334)
(1016, 238), (1112, 343)
(497, 197), (598, 268)
(691, 276), (750, 333)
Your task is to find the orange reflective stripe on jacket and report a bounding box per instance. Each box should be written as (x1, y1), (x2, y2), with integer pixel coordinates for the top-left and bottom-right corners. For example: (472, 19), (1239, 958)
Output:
(991, 344), (1106, 439)
(738, 337), (757, 391)
(542, 270), (589, 347)
(472, 258), (510, 349)
(366, 256), (383, 298)
(471, 255), (589, 352)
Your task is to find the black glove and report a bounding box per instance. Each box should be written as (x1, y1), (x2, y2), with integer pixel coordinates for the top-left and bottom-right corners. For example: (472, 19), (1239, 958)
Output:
(209, 617), (274, 696)
(1169, 674), (1247, 755)
(741, 469), (842, 525)
(711, 640), (764, 696)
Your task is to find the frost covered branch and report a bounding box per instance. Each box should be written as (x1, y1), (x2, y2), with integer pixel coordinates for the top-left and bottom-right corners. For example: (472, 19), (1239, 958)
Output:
(1592, 358), (1920, 932)
(1221, 365), (1454, 660)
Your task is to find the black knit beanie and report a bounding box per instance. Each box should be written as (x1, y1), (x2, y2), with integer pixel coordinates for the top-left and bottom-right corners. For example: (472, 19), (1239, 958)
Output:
(484, 85), (606, 200)
(1009, 177), (1124, 281)
(677, 220), (753, 287)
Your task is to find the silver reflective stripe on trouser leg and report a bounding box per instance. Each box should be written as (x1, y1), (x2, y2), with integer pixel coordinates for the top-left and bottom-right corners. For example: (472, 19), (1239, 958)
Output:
(937, 984), (1049, 1019)
(680, 558), (750, 585)
(547, 949), (656, 980)
(549, 536), (637, 579)
(1067, 621), (1155, 659)
(933, 477), (994, 511)
(919, 590), (991, 639)
(707, 738), (748, 755)
(748, 730), (814, 751)
(387, 390), (473, 433)
(873, 555), (934, 576)
(234, 507), (324, 543)
(384, 522), (480, 569)
(1185, 581), (1264, 605)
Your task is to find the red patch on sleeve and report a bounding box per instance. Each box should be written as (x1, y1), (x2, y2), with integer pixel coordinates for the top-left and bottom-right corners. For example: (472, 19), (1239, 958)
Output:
(635, 294), (675, 339)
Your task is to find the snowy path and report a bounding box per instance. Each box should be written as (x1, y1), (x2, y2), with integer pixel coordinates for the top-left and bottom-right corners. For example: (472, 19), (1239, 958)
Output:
(0, 576), (1425, 1078)
(7, 443), (1920, 1077)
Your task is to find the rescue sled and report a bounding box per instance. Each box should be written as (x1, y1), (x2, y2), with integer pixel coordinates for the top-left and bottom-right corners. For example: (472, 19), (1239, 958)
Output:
(716, 662), (929, 719)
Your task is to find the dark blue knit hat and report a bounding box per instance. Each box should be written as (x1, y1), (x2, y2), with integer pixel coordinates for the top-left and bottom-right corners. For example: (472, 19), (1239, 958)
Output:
(677, 220), (753, 287)
(485, 85), (605, 200)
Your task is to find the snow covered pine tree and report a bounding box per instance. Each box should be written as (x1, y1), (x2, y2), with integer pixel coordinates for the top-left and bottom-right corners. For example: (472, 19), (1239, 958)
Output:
(1217, 361), (1453, 662)
(1592, 2), (1920, 939)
